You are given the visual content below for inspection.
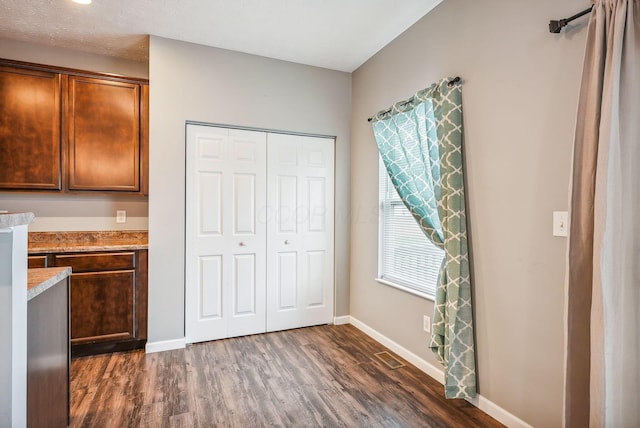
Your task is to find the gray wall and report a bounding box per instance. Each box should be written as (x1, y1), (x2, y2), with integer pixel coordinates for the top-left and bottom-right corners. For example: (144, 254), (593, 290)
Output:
(0, 38), (148, 78)
(350, 0), (587, 426)
(148, 36), (352, 343)
(0, 39), (149, 231)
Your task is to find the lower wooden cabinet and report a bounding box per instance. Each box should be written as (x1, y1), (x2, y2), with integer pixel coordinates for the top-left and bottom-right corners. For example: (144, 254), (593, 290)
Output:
(29, 250), (148, 357)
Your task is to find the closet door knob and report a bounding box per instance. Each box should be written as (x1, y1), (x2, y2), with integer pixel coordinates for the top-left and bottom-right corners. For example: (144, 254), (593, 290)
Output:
(284, 240), (290, 245)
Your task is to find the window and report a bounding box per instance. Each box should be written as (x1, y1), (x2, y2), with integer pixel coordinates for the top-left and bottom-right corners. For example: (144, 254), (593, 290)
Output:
(377, 157), (444, 299)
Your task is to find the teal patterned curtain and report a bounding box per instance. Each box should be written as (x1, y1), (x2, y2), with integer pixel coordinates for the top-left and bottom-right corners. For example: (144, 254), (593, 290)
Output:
(371, 78), (476, 399)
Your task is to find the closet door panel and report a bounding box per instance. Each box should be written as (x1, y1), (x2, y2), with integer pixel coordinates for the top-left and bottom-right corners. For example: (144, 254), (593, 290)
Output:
(266, 133), (335, 332)
(277, 176), (298, 233)
(307, 177), (327, 232)
(187, 126), (228, 341)
(234, 174), (256, 234)
(226, 129), (267, 338)
(306, 250), (326, 307)
(200, 256), (223, 320)
(199, 172), (222, 235)
(277, 252), (298, 310)
(186, 125), (267, 343)
(233, 254), (256, 315)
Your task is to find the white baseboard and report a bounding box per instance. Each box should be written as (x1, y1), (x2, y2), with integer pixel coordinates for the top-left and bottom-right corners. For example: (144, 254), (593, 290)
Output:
(347, 316), (532, 428)
(333, 315), (351, 325)
(145, 337), (186, 354)
(349, 316), (445, 383)
(467, 395), (533, 428)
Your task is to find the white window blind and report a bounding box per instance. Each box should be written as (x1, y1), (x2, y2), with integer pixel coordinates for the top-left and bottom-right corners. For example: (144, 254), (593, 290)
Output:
(378, 157), (444, 299)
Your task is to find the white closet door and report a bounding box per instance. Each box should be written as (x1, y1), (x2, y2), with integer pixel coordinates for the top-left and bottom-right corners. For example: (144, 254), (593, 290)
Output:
(266, 133), (335, 332)
(185, 125), (267, 343)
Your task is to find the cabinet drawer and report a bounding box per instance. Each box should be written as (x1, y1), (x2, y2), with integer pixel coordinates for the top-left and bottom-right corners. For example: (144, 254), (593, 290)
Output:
(54, 252), (135, 272)
(28, 255), (48, 268)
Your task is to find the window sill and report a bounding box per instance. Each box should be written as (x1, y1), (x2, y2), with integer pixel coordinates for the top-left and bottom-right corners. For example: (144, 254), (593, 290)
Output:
(374, 278), (435, 302)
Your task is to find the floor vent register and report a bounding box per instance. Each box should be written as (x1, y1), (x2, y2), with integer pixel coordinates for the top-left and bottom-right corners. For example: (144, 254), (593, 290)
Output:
(374, 351), (405, 369)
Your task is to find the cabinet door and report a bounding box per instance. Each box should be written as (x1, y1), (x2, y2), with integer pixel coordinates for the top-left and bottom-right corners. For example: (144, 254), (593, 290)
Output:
(0, 65), (62, 190)
(67, 76), (140, 191)
(70, 270), (135, 344)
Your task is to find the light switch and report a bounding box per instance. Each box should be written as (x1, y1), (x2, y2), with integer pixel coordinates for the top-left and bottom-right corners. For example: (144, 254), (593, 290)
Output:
(553, 211), (568, 237)
(116, 210), (127, 224)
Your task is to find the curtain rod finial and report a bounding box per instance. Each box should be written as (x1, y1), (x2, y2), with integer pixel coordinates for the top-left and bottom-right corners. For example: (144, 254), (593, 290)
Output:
(549, 6), (592, 33)
(549, 19), (565, 33)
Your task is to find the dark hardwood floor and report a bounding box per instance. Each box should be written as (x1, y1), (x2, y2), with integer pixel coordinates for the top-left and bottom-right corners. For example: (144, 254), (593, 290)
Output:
(70, 324), (504, 427)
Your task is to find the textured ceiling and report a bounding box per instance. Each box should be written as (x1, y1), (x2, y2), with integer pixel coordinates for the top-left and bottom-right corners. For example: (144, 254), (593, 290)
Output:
(0, 0), (442, 72)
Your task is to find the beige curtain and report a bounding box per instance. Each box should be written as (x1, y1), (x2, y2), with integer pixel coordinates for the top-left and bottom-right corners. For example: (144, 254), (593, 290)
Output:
(565, 0), (640, 427)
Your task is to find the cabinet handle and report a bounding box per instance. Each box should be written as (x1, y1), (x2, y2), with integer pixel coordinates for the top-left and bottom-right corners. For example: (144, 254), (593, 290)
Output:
(239, 242), (246, 247)
(284, 240), (290, 245)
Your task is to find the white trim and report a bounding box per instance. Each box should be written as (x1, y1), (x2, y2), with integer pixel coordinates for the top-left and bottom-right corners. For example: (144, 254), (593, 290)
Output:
(348, 316), (533, 428)
(466, 395), (533, 428)
(145, 338), (186, 354)
(333, 315), (351, 325)
(185, 120), (336, 140)
(349, 316), (444, 382)
(375, 277), (435, 302)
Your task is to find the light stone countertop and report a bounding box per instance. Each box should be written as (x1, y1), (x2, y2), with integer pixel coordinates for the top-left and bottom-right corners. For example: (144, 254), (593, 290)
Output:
(0, 212), (35, 229)
(27, 267), (72, 301)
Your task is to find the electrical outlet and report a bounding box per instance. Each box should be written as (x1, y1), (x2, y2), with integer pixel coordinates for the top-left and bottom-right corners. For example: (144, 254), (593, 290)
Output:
(423, 315), (431, 333)
(116, 210), (127, 223)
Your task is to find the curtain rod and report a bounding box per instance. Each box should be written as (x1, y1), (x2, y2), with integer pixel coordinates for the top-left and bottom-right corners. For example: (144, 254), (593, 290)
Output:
(367, 76), (461, 122)
(549, 6), (593, 33)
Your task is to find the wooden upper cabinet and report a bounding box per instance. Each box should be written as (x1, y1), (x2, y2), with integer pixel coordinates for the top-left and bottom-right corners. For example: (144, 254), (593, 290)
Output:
(141, 84), (149, 196)
(67, 76), (141, 192)
(0, 65), (62, 190)
(0, 59), (148, 194)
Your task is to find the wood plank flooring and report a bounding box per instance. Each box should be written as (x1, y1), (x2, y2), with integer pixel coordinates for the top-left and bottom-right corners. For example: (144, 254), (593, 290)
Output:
(70, 324), (504, 428)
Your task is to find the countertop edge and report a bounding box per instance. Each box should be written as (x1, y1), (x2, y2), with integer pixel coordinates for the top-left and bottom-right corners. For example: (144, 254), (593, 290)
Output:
(28, 267), (72, 301)
(0, 212), (35, 229)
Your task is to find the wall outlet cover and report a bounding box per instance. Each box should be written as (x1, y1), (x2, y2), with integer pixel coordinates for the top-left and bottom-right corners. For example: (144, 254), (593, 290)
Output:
(553, 211), (568, 237)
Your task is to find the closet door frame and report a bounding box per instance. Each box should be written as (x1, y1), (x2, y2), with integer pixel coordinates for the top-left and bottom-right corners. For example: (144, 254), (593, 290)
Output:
(185, 122), (336, 343)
